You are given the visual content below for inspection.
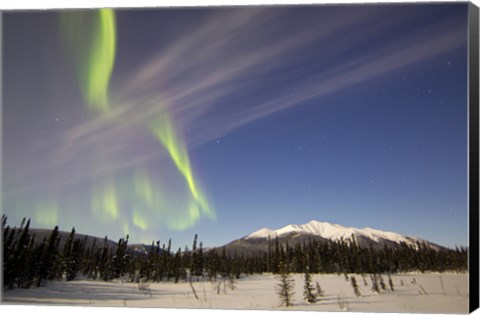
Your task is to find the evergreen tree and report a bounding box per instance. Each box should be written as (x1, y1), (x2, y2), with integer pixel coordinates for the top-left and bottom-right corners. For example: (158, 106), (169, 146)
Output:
(65, 239), (82, 281)
(191, 234), (204, 278)
(11, 218), (31, 288)
(99, 237), (112, 281)
(165, 239), (173, 281)
(18, 232), (36, 288)
(62, 228), (76, 281)
(36, 226), (60, 287)
(1, 215), (7, 230)
(272, 236), (280, 274)
(276, 260), (295, 307)
(1, 215), (470, 291)
(85, 238), (99, 279)
(172, 247), (183, 283)
(219, 246), (229, 280)
(112, 235), (129, 279)
(196, 241), (204, 277)
(303, 267), (317, 303)
(31, 238), (47, 286)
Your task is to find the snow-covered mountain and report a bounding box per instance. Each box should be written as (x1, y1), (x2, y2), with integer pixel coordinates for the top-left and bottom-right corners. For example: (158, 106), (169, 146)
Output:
(220, 220), (443, 255)
(245, 220), (420, 245)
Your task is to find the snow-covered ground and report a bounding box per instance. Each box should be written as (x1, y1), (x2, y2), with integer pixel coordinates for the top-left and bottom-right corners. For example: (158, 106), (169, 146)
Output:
(1, 273), (468, 313)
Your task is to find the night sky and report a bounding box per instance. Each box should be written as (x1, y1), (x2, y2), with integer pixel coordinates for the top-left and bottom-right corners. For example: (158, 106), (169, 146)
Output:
(2, 4), (469, 249)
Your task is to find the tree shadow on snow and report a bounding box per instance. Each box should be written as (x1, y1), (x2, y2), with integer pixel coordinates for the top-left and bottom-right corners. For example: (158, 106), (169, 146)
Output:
(2, 281), (173, 304)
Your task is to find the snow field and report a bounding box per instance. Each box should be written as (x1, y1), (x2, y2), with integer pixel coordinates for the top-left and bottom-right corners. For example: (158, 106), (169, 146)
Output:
(2, 273), (468, 313)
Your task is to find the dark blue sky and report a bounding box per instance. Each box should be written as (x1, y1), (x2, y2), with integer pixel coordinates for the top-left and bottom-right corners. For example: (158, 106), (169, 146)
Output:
(2, 4), (469, 249)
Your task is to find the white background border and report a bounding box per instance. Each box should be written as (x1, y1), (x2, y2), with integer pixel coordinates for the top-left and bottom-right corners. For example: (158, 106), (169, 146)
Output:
(0, 1), (478, 315)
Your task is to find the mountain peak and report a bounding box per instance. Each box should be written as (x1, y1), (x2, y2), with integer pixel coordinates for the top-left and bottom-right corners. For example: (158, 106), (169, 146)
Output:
(243, 219), (424, 247)
(245, 227), (274, 239)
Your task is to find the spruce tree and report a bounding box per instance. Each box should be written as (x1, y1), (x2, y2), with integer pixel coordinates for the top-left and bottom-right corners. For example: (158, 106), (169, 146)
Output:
(62, 228), (76, 281)
(99, 237), (112, 281)
(85, 239), (98, 279)
(303, 267), (317, 303)
(173, 247), (182, 283)
(112, 235), (129, 279)
(31, 238), (47, 286)
(191, 234), (198, 278)
(272, 236), (280, 274)
(65, 239), (82, 281)
(276, 259), (295, 307)
(11, 218), (31, 288)
(18, 233), (36, 288)
(36, 226), (60, 287)
(165, 239), (173, 281)
(196, 241), (204, 278)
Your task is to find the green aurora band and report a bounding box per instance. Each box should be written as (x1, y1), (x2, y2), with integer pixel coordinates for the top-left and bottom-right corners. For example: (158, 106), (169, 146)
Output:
(58, 9), (215, 237)
(60, 9), (116, 113)
(87, 9), (116, 113)
(36, 201), (59, 227)
(149, 112), (216, 230)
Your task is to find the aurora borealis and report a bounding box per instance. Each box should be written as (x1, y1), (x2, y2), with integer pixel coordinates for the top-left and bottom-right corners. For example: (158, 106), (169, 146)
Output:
(60, 9), (116, 113)
(61, 8), (214, 236)
(2, 4), (469, 248)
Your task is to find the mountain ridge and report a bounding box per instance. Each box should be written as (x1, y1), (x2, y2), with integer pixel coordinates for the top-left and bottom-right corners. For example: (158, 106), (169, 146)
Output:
(218, 220), (444, 255)
(10, 220), (444, 256)
(244, 220), (421, 245)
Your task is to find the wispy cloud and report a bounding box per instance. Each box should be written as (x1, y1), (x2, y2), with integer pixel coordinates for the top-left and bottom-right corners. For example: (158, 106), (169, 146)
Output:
(4, 7), (467, 196)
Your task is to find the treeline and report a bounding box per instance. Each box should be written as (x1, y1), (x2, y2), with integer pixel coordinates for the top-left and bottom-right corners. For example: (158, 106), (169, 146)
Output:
(2, 216), (468, 289)
(2, 217), (244, 289)
(245, 236), (468, 275)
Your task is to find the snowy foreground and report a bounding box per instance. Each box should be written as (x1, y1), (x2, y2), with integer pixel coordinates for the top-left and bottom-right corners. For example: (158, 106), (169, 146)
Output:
(2, 273), (468, 313)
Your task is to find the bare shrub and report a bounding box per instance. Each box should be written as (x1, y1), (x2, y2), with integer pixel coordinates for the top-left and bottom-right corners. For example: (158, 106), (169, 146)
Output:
(337, 291), (348, 311)
(189, 279), (199, 300)
(439, 275), (446, 295)
(137, 280), (152, 297)
(418, 284), (429, 296)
